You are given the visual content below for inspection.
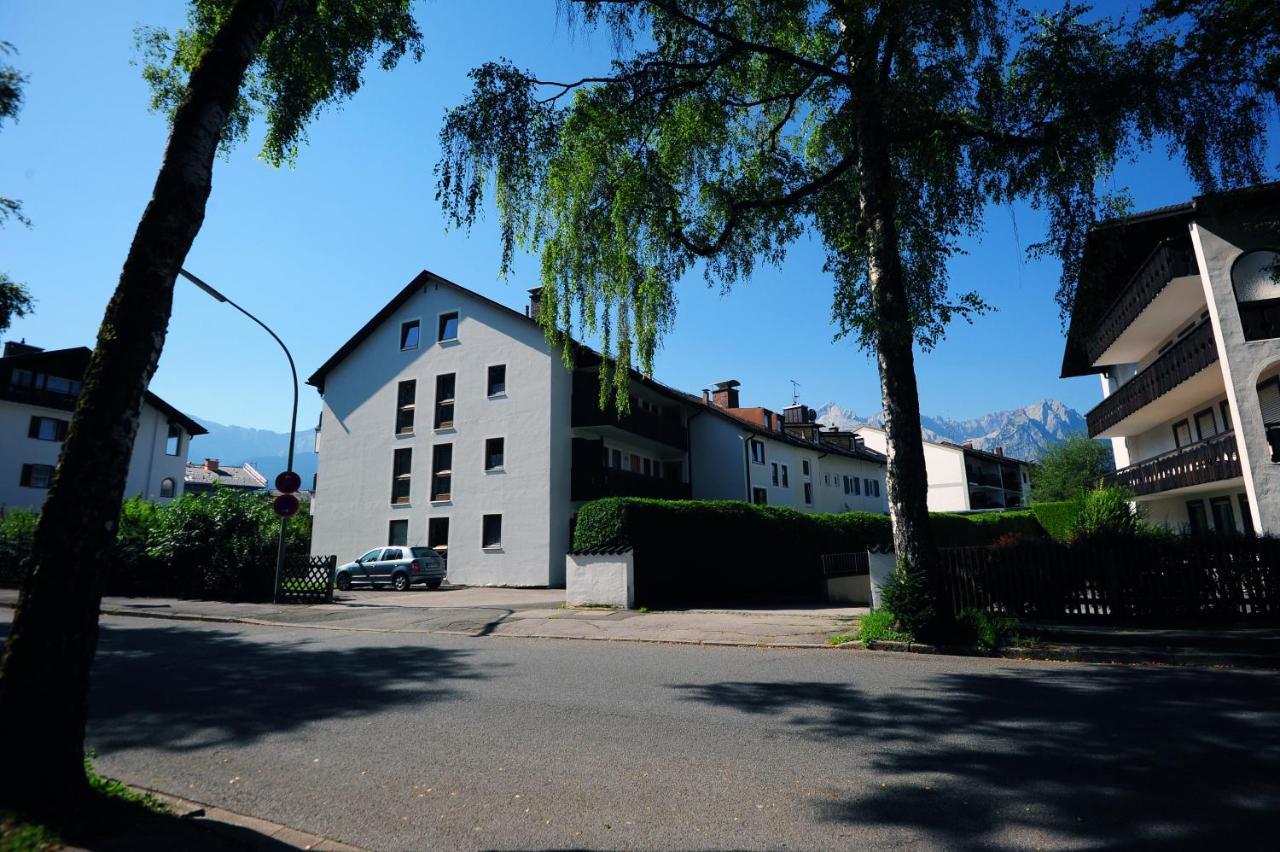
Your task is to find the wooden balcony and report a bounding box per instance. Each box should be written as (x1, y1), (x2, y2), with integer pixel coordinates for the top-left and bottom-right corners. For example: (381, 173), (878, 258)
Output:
(1085, 241), (1197, 367)
(572, 371), (688, 450)
(1105, 431), (1241, 497)
(571, 437), (690, 501)
(1086, 320), (1219, 438)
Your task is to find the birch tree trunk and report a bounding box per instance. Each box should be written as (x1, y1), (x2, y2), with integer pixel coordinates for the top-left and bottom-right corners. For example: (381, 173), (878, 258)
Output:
(0, 0), (284, 809)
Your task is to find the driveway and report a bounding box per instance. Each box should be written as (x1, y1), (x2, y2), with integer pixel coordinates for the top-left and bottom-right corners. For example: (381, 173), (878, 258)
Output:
(332, 585), (566, 610)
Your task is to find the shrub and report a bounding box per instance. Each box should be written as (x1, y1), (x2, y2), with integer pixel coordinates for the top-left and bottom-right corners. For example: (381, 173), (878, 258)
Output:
(857, 608), (912, 643)
(1031, 500), (1080, 543)
(147, 488), (281, 600)
(879, 561), (937, 639)
(1071, 487), (1139, 541)
(0, 508), (38, 586)
(956, 608), (1023, 651)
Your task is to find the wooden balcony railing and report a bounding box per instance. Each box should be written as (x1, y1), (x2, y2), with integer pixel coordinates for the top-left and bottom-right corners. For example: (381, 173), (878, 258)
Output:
(571, 371), (688, 450)
(1104, 431), (1241, 497)
(1086, 319), (1219, 437)
(1085, 240), (1197, 366)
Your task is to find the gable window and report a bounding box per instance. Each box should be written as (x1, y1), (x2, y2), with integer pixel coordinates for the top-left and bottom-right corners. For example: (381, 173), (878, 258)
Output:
(752, 487), (768, 505)
(487, 364), (506, 397)
(388, 519), (408, 546)
(1172, 419), (1193, 448)
(391, 448), (412, 504)
(396, 379), (416, 434)
(771, 463), (779, 486)
(400, 320), (421, 350)
(438, 311), (459, 342)
(481, 514), (502, 548)
(20, 464), (54, 489)
(428, 517), (450, 554)
(781, 465), (789, 487)
(1194, 408), (1218, 441)
(485, 437), (505, 471)
(434, 373), (456, 429)
(28, 416), (68, 442)
(431, 443), (453, 501)
(749, 439), (765, 464)
(165, 423), (182, 456)
(159, 477), (176, 499)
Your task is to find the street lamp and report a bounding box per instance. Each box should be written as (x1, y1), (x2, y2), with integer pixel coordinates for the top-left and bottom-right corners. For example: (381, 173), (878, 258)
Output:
(180, 268), (299, 604)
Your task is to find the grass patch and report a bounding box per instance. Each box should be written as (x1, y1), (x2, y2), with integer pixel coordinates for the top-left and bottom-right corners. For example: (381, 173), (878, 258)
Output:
(857, 609), (913, 644)
(826, 633), (859, 646)
(956, 609), (1024, 651)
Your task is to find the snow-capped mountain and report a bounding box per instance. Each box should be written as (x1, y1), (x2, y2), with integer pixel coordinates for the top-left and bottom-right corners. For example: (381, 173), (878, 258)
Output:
(815, 399), (1087, 461)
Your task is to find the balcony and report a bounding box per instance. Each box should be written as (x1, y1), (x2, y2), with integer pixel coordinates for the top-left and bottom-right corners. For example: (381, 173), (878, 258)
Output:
(572, 371), (688, 450)
(1086, 319), (1220, 438)
(1085, 241), (1198, 367)
(1105, 430), (1241, 497)
(571, 466), (692, 502)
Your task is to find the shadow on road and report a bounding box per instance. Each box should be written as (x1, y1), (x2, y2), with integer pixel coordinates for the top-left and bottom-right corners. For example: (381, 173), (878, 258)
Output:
(673, 666), (1280, 849)
(86, 623), (489, 753)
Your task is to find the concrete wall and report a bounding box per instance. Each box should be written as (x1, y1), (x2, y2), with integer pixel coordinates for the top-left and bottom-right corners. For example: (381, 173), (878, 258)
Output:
(857, 427), (969, 512)
(0, 398), (189, 512)
(311, 280), (562, 586)
(826, 573), (871, 605)
(565, 551), (634, 608)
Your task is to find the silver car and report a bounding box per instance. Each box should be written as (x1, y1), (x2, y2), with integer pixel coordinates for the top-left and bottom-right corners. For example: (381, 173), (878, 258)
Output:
(335, 546), (447, 591)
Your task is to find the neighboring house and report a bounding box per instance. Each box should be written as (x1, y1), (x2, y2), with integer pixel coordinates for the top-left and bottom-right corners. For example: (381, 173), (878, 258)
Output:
(306, 270), (889, 587)
(184, 458), (269, 495)
(1059, 181), (1280, 535)
(855, 427), (1031, 512)
(0, 341), (206, 511)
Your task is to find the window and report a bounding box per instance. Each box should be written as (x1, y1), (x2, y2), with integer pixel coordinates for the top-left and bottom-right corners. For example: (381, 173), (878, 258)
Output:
(864, 478), (873, 496)
(1186, 499), (1208, 534)
(1258, 376), (1280, 462)
(764, 412), (773, 430)
(1172, 419), (1193, 448)
(1194, 408), (1218, 441)
(159, 477), (175, 499)
(873, 480), (881, 497)
(803, 482), (813, 504)
(802, 459), (811, 477)
(1210, 497), (1236, 533)
(854, 476), (861, 496)
(165, 423), (182, 456)
(434, 373), (456, 429)
(824, 473), (830, 486)
(400, 320), (421, 350)
(391, 448), (412, 504)
(428, 517), (450, 554)
(19, 464), (54, 489)
(487, 364), (506, 397)
(396, 379), (416, 434)
(28, 416), (68, 442)
(388, 519), (408, 546)
(1220, 400), (1233, 432)
(630, 453), (641, 473)
(611, 448), (622, 469)
(781, 465), (789, 487)
(438, 311), (459, 342)
(771, 463), (779, 486)
(1239, 494), (1255, 536)
(485, 437), (505, 471)
(752, 487), (768, 505)
(749, 439), (765, 464)
(482, 514), (502, 548)
(431, 443), (453, 500)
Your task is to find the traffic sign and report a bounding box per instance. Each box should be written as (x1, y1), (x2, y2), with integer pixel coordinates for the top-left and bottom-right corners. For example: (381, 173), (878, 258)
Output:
(273, 493), (300, 518)
(276, 470), (302, 494)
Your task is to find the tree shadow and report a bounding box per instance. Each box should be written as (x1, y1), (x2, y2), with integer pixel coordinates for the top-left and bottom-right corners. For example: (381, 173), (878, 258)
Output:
(85, 623), (490, 754)
(673, 665), (1280, 849)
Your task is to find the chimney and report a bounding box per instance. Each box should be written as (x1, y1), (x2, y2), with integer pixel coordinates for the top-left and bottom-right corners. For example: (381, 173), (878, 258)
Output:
(995, 446), (1004, 457)
(204, 458), (220, 472)
(962, 442), (974, 450)
(710, 379), (740, 408)
(527, 287), (543, 321)
(702, 389), (710, 404)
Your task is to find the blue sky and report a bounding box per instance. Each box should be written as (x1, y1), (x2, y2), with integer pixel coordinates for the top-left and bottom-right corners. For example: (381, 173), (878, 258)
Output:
(2, 1), (1276, 433)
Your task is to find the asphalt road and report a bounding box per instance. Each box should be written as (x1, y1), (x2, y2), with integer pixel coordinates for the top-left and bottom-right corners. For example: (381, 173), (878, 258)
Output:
(5, 612), (1280, 850)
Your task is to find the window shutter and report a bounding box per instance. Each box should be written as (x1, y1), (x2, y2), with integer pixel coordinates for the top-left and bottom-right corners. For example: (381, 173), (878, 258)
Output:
(1259, 380), (1280, 425)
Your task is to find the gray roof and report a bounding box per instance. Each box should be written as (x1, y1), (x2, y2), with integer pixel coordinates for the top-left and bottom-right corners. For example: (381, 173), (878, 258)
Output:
(184, 461), (268, 490)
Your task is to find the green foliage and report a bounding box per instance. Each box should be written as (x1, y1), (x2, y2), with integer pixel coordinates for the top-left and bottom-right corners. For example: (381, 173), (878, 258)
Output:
(856, 608), (912, 644)
(0, 508), (37, 586)
(135, 1), (423, 165)
(956, 609), (1023, 651)
(928, 510), (1043, 546)
(1072, 487), (1140, 541)
(1031, 500), (1081, 543)
(879, 562), (937, 641)
(83, 751), (167, 814)
(1, 42), (32, 333)
(1030, 434), (1115, 502)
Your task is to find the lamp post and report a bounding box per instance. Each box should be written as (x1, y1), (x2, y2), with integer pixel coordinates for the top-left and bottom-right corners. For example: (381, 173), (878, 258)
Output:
(180, 268), (298, 604)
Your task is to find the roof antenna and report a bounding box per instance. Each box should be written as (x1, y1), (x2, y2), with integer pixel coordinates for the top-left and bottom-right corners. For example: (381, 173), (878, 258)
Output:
(789, 379), (801, 406)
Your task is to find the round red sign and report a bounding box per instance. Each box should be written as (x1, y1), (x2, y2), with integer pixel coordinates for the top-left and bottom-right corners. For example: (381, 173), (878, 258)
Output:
(273, 493), (301, 517)
(275, 470), (302, 494)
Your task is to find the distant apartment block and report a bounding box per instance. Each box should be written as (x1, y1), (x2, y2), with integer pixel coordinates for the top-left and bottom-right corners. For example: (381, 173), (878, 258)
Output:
(1060, 182), (1280, 535)
(855, 426), (1030, 512)
(306, 271), (889, 587)
(0, 341), (205, 511)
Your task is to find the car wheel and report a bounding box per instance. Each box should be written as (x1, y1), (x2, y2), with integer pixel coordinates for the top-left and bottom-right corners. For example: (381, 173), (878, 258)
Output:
(336, 573), (352, 591)
(426, 579), (443, 590)
(393, 573), (411, 592)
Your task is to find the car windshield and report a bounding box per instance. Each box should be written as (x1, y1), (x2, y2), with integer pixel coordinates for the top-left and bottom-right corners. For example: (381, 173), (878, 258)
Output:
(410, 547), (436, 558)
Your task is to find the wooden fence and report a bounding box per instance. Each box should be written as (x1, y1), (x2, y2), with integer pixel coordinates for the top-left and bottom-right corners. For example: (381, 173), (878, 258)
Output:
(939, 537), (1280, 621)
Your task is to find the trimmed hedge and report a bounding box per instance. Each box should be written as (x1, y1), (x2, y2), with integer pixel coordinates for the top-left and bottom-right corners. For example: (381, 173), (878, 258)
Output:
(572, 498), (1047, 607)
(1031, 500), (1080, 543)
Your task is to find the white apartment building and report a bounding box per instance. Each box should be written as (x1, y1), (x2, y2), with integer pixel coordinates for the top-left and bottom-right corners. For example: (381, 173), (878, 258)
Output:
(306, 271), (888, 587)
(1060, 182), (1280, 534)
(0, 342), (205, 511)
(855, 426), (1030, 512)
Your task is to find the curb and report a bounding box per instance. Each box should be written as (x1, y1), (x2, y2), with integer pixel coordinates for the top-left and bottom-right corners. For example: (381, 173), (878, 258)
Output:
(138, 785), (365, 851)
(844, 637), (1280, 669)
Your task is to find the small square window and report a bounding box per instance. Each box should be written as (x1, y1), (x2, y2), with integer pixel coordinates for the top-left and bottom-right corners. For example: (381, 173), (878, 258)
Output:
(20, 463), (54, 489)
(485, 437), (505, 471)
(400, 320), (421, 350)
(482, 514), (502, 548)
(388, 519), (408, 546)
(487, 364), (506, 396)
(752, 487), (768, 505)
(28, 416), (68, 442)
(438, 312), (459, 342)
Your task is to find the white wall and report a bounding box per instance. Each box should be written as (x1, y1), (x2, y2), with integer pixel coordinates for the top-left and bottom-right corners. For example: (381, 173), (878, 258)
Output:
(311, 281), (562, 586)
(857, 427), (968, 512)
(689, 413), (749, 501)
